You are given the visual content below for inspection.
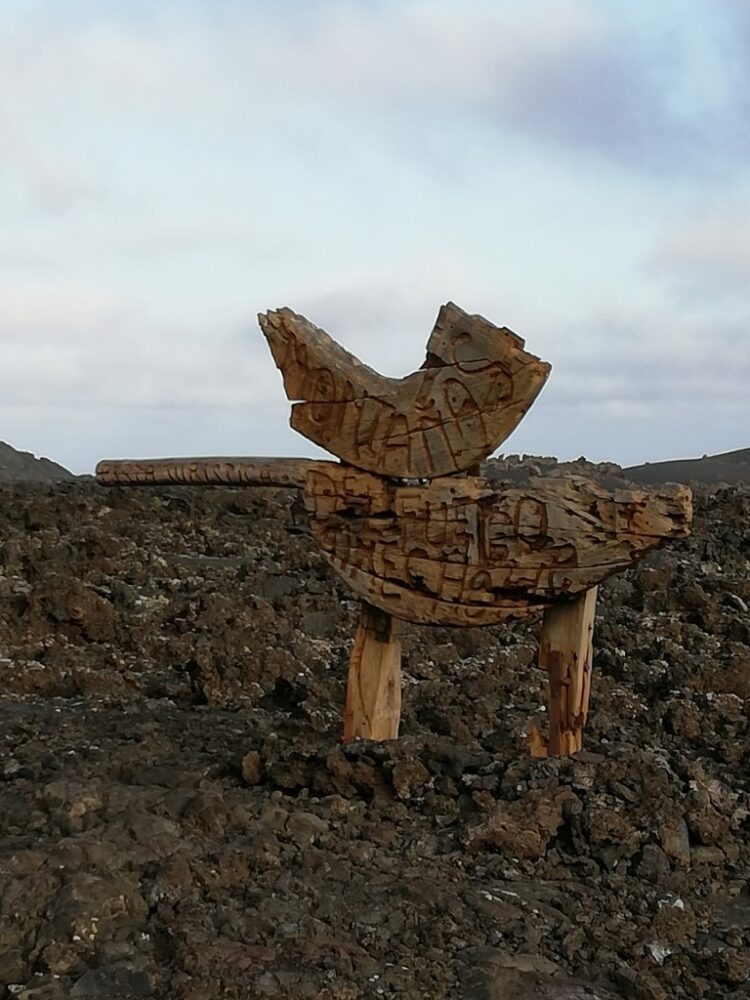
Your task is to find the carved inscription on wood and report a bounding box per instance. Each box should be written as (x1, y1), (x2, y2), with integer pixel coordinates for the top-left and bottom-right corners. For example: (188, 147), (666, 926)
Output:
(259, 303), (551, 480)
(303, 465), (692, 626)
(95, 457), (314, 489)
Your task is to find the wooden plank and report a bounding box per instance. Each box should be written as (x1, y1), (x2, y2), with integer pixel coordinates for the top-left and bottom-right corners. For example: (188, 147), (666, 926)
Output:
(342, 602), (402, 742)
(538, 587), (598, 756)
(259, 304), (550, 479)
(95, 457), (318, 488)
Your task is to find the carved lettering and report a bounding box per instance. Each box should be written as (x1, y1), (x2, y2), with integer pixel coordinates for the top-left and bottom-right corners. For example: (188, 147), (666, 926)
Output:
(302, 465), (692, 625)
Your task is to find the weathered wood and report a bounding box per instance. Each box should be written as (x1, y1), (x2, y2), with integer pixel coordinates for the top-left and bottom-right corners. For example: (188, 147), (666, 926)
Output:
(96, 457), (317, 488)
(303, 464), (692, 625)
(343, 602), (401, 742)
(259, 303), (550, 479)
(95, 300), (695, 756)
(538, 587), (598, 756)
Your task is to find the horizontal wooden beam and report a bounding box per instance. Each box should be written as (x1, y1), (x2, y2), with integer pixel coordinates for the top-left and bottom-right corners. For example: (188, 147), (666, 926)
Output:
(96, 457), (316, 488)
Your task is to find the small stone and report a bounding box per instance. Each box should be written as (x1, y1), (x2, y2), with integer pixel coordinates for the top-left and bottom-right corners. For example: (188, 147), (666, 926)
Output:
(609, 779), (638, 803)
(259, 575), (297, 600)
(71, 966), (153, 996)
(691, 845), (725, 865)
(286, 810), (329, 845)
(241, 750), (264, 786)
(637, 844), (671, 881)
(391, 759), (431, 800)
(659, 816), (691, 866)
(256, 972), (281, 997)
(260, 805), (289, 832)
(725, 593), (749, 613)
(681, 581), (710, 608)
(299, 611), (336, 637)
(722, 950), (750, 984)
(613, 964), (639, 992)
(1, 757), (21, 780)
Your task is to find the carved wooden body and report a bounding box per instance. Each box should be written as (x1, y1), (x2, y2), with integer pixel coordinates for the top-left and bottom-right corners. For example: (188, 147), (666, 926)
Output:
(304, 464), (691, 625)
(97, 456), (692, 627)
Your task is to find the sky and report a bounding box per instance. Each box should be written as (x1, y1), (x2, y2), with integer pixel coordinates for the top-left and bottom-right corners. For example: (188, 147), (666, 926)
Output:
(2, 0), (749, 473)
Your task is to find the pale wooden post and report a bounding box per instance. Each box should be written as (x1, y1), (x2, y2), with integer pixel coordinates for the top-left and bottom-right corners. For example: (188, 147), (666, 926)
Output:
(342, 601), (402, 743)
(537, 586), (598, 756)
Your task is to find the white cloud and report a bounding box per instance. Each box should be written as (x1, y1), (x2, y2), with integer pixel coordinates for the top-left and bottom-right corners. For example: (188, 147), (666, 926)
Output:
(0, 279), (279, 410)
(0, 283), (131, 339)
(651, 205), (750, 299)
(0, 0), (712, 182)
(1, 1), (748, 472)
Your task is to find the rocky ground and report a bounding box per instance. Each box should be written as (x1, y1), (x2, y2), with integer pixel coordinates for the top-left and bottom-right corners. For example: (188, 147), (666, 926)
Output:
(0, 480), (749, 999)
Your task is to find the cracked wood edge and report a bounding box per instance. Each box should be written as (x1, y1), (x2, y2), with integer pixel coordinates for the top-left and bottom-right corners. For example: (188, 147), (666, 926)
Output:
(328, 555), (544, 626)
(258, 303), (550, 479)
(342, 601), (402, 743)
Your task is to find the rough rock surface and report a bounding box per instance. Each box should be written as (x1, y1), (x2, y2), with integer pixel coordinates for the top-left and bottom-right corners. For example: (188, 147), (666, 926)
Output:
(485, 448), (750, 487)
(1, 481), (749, 999)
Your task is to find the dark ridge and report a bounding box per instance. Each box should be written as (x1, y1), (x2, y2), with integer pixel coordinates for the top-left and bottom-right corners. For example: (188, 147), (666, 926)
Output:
(624, 447), (750, 485)
(0, 440), (75, 483)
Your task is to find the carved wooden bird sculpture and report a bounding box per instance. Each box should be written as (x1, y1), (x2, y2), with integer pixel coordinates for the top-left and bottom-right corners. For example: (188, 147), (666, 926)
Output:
(96, 302), (692, 754)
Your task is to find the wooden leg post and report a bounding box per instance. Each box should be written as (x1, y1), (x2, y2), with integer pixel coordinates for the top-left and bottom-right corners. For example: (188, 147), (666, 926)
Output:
(342, 601), (402, 743)
(537, 587), (597, 757)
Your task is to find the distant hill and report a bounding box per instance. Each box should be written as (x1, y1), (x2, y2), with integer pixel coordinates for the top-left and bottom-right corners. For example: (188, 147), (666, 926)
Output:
(2, 438), (747, 488)
(624, 447), (750, 485)
(0, 441), (75, 483)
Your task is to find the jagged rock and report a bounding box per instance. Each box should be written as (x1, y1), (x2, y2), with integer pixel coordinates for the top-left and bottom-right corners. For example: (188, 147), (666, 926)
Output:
(0, 478), (748, 998)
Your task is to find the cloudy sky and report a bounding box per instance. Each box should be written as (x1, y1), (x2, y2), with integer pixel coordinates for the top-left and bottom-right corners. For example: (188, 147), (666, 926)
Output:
(2, 0), (749, 473)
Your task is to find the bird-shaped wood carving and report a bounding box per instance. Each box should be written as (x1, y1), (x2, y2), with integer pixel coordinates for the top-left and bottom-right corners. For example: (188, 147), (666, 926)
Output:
(97, 302), (692, 755)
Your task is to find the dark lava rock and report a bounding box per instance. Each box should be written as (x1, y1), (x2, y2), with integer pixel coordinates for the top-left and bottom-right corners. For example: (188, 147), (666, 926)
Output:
(71, 965), (153, 996)
(0, 481), (748, 998)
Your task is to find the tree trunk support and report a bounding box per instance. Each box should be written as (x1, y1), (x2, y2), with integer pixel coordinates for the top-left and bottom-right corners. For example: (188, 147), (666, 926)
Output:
(534, 587), (598, 757)
(342, 601), (402, 743)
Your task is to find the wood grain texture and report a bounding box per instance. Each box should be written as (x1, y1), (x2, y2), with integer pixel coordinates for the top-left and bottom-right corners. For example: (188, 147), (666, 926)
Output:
(95, 457), (317, 489)
(329, 556), (540, 626)
(258, 303), (551, 479)
(342, 602), (401, 742)
(538, 587), (598, 756)
(303, 464), (692, 626)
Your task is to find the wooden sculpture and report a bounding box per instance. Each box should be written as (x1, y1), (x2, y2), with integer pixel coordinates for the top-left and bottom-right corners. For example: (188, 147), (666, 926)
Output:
(97, 303), (692, 756)
(258, 304), (551, 479)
